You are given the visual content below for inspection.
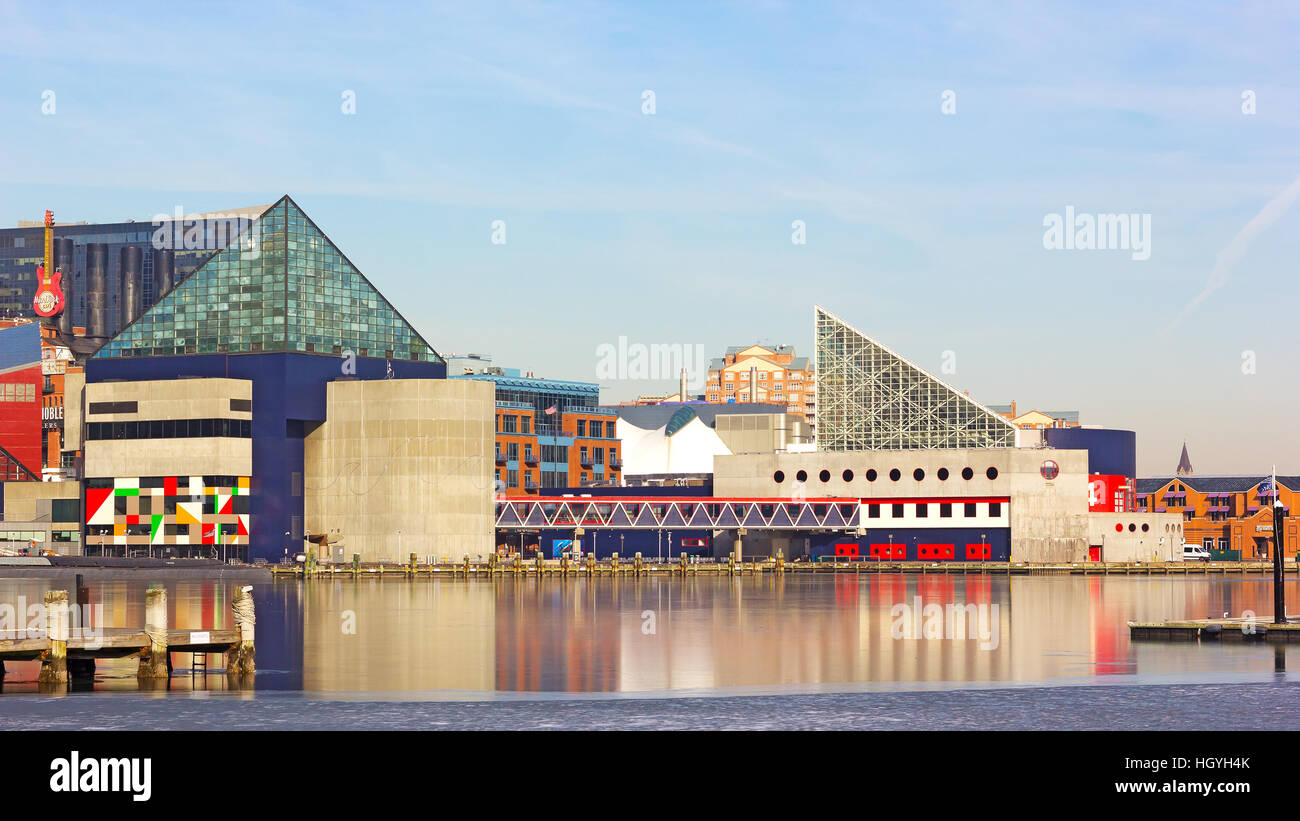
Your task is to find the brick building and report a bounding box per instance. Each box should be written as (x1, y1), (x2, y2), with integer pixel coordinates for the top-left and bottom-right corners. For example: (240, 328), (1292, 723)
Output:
(1134, 475), (1299, 559)
(454, 368), (621, 495)
(703, 344), (815, 431)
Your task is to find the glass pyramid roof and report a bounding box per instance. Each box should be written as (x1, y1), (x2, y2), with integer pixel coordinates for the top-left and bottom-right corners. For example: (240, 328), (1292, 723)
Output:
(814, 305), (1016, 450)
(95, 196), (441, 363)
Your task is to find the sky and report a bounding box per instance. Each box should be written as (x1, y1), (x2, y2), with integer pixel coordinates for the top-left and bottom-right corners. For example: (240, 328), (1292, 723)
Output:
(0, 1), (1296, 475)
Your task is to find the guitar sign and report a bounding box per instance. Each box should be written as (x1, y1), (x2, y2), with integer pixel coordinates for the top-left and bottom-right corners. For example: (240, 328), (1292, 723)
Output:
(32, 209), (64, 318)
(32, 264), (64, 317)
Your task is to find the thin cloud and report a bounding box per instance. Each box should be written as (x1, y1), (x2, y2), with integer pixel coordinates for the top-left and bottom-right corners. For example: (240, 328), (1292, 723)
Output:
(1167, 172), (1300, 331)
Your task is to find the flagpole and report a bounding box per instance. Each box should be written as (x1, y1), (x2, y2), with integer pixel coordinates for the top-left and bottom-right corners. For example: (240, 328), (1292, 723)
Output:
(1273, 464), (1285, 624)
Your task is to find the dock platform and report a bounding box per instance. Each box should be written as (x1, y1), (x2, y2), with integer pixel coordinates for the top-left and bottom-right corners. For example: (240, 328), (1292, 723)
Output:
(1129, 618), (1300, 642)
(271, 558), (1293, 579)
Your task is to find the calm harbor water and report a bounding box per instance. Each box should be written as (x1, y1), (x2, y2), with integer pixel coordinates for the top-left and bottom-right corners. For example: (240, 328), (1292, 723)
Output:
(2, 573), (1300, 728)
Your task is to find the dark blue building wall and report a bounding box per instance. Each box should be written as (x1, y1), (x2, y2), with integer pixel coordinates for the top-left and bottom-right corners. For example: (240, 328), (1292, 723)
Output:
(85, 352), (446, 560)
(1045, 428), (1137, 478)
(513, 526), (1011, 561)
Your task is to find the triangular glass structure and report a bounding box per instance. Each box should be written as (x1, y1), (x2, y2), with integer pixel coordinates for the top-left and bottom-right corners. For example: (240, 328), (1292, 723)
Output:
(607, 506), (635, 527)
(96, 196), (441, 363)
(660, 505), (688, 528)
(814, 305), (1015, 450)
(686, 506), (713, 528)
(740, 505), (766, 528)
(497, 504), (522, 527)
(767, 506), (795, 528)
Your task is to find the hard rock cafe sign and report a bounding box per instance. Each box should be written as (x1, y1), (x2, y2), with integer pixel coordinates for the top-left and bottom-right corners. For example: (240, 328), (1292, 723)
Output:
(32, 265), (64, 318)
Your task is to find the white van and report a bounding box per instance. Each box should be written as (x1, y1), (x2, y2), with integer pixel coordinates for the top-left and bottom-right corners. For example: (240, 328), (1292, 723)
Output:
(1182, 543), (1211, 561)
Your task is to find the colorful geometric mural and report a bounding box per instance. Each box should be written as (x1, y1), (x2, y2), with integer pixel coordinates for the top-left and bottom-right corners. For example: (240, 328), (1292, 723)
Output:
(86, 476), (250, 547)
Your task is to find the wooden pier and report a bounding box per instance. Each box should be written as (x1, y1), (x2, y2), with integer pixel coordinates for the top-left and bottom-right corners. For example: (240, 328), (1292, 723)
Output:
(0, 585), (255, 687)
(272, 554), (1292, 579)
(1129, 618), (1300, 642)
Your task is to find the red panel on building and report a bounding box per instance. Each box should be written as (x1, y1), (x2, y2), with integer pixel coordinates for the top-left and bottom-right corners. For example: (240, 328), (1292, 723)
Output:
(918, 543), (955, 560)
(1088, 474), (1130, 513)
(0, 365), (43, 478)
(869, 543), (905, 560)
(834, 543), (860, 558)
(965, 543), (992, 560)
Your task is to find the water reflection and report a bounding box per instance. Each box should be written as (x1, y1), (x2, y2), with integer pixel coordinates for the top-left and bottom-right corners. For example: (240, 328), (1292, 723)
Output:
(1, 574), (1298, 696)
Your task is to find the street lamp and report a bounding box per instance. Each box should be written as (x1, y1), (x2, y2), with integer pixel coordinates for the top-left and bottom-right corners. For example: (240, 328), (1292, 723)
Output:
(283, 531), (290, 565)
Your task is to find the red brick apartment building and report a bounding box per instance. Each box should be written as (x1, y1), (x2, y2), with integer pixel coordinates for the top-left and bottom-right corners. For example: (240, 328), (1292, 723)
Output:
(1135, 475), (1298, 559)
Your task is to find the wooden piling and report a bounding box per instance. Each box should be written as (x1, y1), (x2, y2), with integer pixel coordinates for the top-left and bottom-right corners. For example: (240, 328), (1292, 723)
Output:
(463, 554), (471, 576)
(352, 553), (360, 575)
(587, 553), (596, 575)
(37, 590), (69, 685)
(225, 585), (256, 675)
(634, 552), (643, 575)
(728, 552), (736, 575)
(776, 549), (785, 572)
(611, 553), (619, 573)
(535, 551), (544, 574)
(137, 586), (169, 680)
(680, 552), (688, 573)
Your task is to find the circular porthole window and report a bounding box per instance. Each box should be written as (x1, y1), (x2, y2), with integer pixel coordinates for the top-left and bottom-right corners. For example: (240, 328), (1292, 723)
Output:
(986, 467), (999, 480)
(1040, 460), (1059, 480)
(773, 470), (785, 483)
(913, 468), (925, 481)
(796, 470), (807, 483)
(1115, 523), (1123, 533)
(889, 468), (901, 482)
(937, 468), (949, 481)
(819, 469), (831, 483)
(1128, 523), (1136, 532)
(962, 467), (974, 480)
(842, 469), (854, 482)
(866, 469), (878, 482)
(1141, 523), (1149, 532)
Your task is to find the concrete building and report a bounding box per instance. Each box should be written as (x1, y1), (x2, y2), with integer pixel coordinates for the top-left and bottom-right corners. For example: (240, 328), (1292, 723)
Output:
(304, 379), (494, 562)
(711, 447), (1181, 562)
(0, 480), (80, 555)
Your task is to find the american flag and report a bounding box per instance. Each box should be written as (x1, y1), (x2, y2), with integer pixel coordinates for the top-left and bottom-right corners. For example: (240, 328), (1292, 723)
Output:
(544, 405), (557, 415)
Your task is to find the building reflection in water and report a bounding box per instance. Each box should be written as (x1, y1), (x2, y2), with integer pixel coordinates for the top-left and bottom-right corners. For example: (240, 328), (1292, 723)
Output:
(1, 575), (1298, 695)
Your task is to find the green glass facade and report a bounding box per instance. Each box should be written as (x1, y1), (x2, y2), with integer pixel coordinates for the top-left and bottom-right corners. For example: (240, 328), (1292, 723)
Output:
(95, 196), (440, 363)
